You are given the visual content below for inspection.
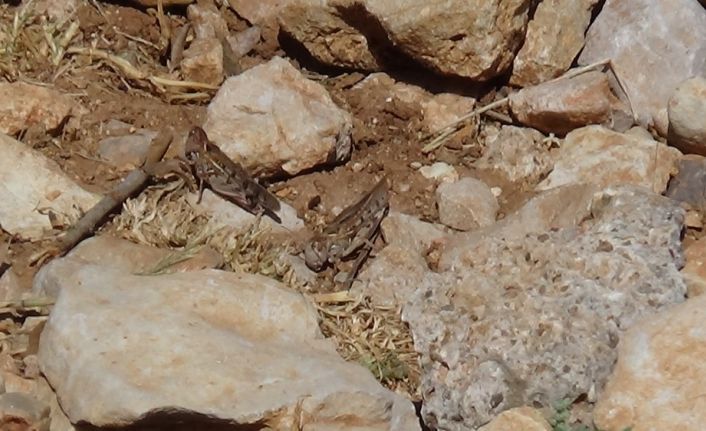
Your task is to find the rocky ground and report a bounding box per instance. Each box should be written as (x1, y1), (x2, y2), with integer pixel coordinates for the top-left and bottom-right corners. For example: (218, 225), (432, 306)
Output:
(0, 0), (705, 430)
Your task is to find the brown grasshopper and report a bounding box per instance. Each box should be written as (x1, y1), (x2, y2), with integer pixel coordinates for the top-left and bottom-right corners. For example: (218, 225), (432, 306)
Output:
(304, 175), (390, 289)
(151, 127), (282, 223)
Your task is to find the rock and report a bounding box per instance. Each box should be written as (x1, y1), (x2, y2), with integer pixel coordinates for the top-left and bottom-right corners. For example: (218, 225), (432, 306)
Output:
(278, 0), (382, 71)
(474, 125), (553, 186)
(408, 186), (686, 430)
(131, 0), (194, 6)
(681, 236), (706, 298)
(419, 162), (458, 183)
(578, 0), (706, 136)
(478, 407), (551, 431)
(0, 392), (49, 431)
(436, 177), (499, 231)
(510, 0), (599, 86)
(203, 57), (353, 177)
(187, 1), (229, 40)
(30, 0), (79, 21)
(593, 293), (706, 431)
(536, 125), (681, 193)
(361, 0), (531, 80)
(668, 76), (706, 155)
(97, 121), (158, 169)
(229, 0), (295, 24)
(0, 133), (101, 240)
(665, 155), (706, 212)
(35, 238), (420, 430)
(226, 26), (261, 58)
(0, 270), (23, 302)
(422, 93), (476, 132)
(180, 37), (224, 86)
(188, 189), (304, 234)
(0, 82), (74, 136)
(509, 71), (634, 135)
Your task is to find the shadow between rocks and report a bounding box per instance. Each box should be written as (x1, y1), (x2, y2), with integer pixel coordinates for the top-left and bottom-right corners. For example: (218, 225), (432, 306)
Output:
(75, 410), (267, 431)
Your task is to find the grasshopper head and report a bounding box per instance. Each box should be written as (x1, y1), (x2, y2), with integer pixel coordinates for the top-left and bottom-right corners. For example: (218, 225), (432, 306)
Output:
(304, 240), (329, 271)
(185, 126), (209, 161)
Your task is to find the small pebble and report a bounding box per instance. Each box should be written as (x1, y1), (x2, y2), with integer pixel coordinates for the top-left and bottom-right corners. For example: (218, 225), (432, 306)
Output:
(491, 187), (503, 197)
(351, 162), (364, 172)
(396, 183), (411, 193)
(419, 162), (459, 183)
(410, 161), (422, 169)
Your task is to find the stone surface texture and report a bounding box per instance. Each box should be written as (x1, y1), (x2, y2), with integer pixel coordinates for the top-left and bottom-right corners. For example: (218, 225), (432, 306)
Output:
(510, 0), (598, 86)
(665, 155), (706, 212)
(187, 2), (229, 40)
(509, 71), (634, 135)
(474, 125), (553, 186)
(478, 407), (551, 431)
(97, 121), (158, 169)
(35, 238), (420, 430)
(0, 82), (74, 136)
(0, 133), (101, 240)
(593, 294), (706, 431)
(436, 177), (499, 231)
(682, 236), (706, 298)
(536, 125), (681, 193)
(204, 57), (353, 177)
(405, 186), (686, 430)
(668, 76), (706, 155)
(229, 0), (296, 24)
(578, 0), (706, 136)
(180, 37), (224, 86)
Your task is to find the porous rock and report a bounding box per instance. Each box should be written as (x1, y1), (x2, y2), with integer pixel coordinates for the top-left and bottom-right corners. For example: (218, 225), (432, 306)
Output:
(578, 0), (706, 136)
(510, 0), (599, 87)
(204, 56), (353, 177)
(509, 71), (634, 135)
(0, 82), (74, 136)
(668, 76), (706, 155)
(35, 237), (420, 430)
(593, 293), (706, 431)
(0, 133), (101, 240)
(406, 186), (686, 430)
(474, 125), (553, 186)
(436, 177), (499, 231)
(536, 125), (681, 193)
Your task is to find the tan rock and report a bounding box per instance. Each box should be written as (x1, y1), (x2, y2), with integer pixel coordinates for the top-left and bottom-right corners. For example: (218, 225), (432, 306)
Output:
(422, 93), (475, 132)
(594, 294), (706, 431)
(536, 125), (681, 193)
(203, 57), (353, 177)
(180, 37), (224, 86)
(361, 0), (531, 80)
(668, 77), (706, 155)
(226, 26), (261, 58)
(187, 1), (229, 40)
(131, 0), (193, 6)
(682, 236), (706, 298)
(0, 133), (101, 240)
(479, 406), (551, 431)
(35, 238), (420, 430)
(436, 177), (499, 231)
(279, 0), (382, 70)
(511, 0), (598, 86)
(578, 0), (706, 136)
(510, 71), (633, 135)
(229, 0), (295, 24)
(0, 82), (74, 136)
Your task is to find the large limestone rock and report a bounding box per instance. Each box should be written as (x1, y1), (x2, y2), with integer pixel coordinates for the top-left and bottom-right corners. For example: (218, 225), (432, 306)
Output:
(280, 0), (531, 80)
(407, 186), (686, 430)
(594, 294), (706, 431)
(35, 237), (420, 430)
(0, 133), (101, 240)
(204, 57), (353, 177)
(510, 0), (599, 86)
(668, 76), (706, 155)
(0, 82), (75, 135)
(536, 125), (681, 193)
(578, 0), (706, 136)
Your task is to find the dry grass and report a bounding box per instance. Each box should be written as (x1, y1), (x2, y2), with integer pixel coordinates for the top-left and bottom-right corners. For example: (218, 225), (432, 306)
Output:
(111, 184), (420, 398)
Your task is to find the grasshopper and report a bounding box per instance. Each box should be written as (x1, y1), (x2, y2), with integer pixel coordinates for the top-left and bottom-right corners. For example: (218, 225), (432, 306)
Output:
(304, 175), (390, 289)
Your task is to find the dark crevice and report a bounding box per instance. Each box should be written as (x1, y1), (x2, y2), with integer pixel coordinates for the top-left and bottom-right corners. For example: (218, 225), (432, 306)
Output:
(76, 410), (268, 431)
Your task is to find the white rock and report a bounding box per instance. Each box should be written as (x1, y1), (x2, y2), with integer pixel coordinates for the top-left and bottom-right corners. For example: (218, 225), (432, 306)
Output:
(578, 0), (706, 136)
(668, 76), (706, 155)
(474, 125), (553, 186)
(187, 189), (304, 234)
(419, 162), (458, 183)
(0, 82), (74, 135)
(536, 125), (681, 193)
(204, 57), (353, 177)
(180, 37), (224, 86)
(0, 133), (101, 240)
(594, 293), (706, 431)
(436, 178), (499, 231)
(187, 1), (229, 40)
(35, 238), (420, 430)
(226, 26), (261, 58)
